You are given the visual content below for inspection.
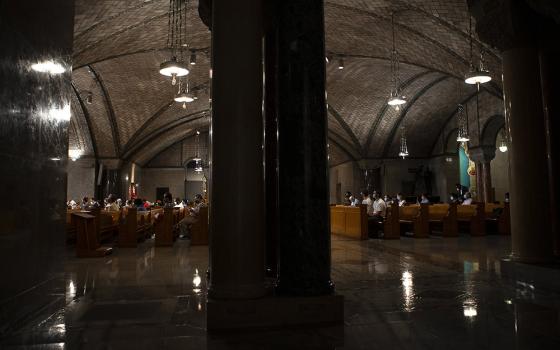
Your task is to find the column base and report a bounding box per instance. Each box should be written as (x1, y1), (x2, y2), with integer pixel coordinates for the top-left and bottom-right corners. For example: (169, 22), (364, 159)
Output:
(500, 257), (560, 292)
(207, 294), (344, 330)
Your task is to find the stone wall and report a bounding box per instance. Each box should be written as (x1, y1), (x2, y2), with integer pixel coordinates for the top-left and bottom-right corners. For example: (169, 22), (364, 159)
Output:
(67, 158), (96, 201)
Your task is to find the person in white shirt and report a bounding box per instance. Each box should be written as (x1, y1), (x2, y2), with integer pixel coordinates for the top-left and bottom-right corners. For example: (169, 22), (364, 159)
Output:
(361, 190), (374, 216)
(420, 193), (430, 204)
(462, 192), (473, 205)
(373, 192), (387, 218)
(396, 193), (406, 207)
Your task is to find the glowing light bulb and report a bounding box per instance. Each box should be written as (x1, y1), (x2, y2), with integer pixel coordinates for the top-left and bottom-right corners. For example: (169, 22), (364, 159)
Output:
(193, 268), (201, 287)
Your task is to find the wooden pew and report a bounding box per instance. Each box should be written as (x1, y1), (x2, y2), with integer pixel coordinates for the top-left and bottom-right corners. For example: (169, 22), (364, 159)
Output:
(399, 204), (429, 238)
(428, 203), (458, 237)
(484, 202), (510, 235)
(191, 206), (209, 245)
(154, 207), (175, 246)
(499, 202), (511, 235)
(383, 204), (400, 239)
(66, 209), (81, 242)
(330, 205), (368, 240)
(457, 203), (485, 236)
(118, 208), (152, 247)
(73, 212), (112, 258)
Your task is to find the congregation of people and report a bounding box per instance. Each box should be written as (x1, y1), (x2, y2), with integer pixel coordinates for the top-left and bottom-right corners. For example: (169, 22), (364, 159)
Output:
(66, 192), (208, 240)
(342, 183), (510, 238)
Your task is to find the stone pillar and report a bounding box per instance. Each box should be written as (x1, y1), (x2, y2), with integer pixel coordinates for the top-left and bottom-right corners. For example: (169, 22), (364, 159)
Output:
(503, 46), (553, 262)
(275, 0), (333, 296)
(0, 0), (74, 333)
(539, 38), (560, 257)
(263, 1), (279, 278)
(469, 146), (494, 203)
(208, 0), (266, 299)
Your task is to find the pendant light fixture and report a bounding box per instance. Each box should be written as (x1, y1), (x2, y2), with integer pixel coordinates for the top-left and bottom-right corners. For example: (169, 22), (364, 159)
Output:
(68, 148), (83, 161)
(159, 0), (189, 85)
(398, 125), (409, 159)
(464, 16), (491, 85)
(498, 129), (508, 152)
(388, 12), (406, 107)
(456, 104), (470, 142)
(174, 78), (194, 108)
(193, 130), (202, 173)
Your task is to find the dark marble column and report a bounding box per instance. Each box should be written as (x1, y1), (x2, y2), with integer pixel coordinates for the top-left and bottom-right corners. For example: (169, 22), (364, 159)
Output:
(264, 2), (279, 278)
(208, 0), (266, 299)
(470, 0), (556, 262)
(503, 46), (554, 262)
(0, 0), (74, 334)
(538, 38), (560, 257)
(275, 0), (333, 296)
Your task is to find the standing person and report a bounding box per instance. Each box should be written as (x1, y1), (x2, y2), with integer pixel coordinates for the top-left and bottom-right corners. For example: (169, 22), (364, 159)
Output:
(455, 183), (468, 198)
(504, 192), (510, 203)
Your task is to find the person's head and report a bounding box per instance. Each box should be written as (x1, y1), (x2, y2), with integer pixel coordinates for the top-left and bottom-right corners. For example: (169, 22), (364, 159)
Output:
(107, 194), (116, 203)
(505, 192), (510, 199)
(450, 193), (455, 201)
(195, 193), (203, 201)
(421, 193), (428, 200)
(455, 183), (461, 189)
(397, 193), (403, 200)
(163, 192), (173, 203)
(82, 196), (89, 203)
(134, 198), (143, 207)
(175, 197), (181, 204)
(464, 192), (471, 199)
(344, 191), (351, 198)
(361, 190), (369, 199)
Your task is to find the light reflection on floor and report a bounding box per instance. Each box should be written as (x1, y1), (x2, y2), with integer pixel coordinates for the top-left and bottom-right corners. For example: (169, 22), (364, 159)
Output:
(2, 235), (560, 349)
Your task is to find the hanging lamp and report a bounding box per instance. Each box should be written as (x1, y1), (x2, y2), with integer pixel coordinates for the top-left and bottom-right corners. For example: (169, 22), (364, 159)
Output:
(456, 104), (470, 142)
(398, 126), (409, 159)
(464, 16), (491, 85)
(159, 0), (189, 85)
(388, 12), (406, 107)
(498, 129), (508, 152)
(174, 78), (194, 108)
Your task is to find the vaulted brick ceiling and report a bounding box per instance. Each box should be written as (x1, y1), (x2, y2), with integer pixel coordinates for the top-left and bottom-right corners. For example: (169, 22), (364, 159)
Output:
(69, 0), (504, 167)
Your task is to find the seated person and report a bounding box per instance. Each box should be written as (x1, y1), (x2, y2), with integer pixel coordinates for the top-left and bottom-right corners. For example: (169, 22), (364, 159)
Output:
(462, 192), (473, 205)
(396, 193), (406, 207)
(81, 196), (91, 209)
(134, 198), (147, 211)
(344, 191), (360, 206)
(372, 192), (387, 220)
(105, 194), (120, 211)
(361, 190), (374, 216)
(449, 194), (459, 204)
(419, 193), (430, 204)
(163, 192), (175, 209)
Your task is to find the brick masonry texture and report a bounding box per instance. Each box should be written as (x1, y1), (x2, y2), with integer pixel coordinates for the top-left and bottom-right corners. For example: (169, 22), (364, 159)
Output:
(68, 0), (504, 167)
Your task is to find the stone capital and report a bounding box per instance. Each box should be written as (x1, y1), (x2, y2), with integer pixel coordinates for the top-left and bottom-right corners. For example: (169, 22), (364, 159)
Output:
(468, 145), (495, 163)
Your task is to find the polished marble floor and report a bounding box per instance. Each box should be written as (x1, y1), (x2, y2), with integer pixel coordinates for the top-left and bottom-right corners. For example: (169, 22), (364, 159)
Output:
(2, 235), (560, 349)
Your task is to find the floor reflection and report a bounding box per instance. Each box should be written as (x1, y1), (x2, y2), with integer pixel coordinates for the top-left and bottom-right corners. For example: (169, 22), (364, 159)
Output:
(2, 236), (560, 349)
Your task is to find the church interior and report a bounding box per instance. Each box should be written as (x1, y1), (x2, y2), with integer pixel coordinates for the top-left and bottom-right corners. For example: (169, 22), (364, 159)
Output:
(1, 0), (560, 348)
